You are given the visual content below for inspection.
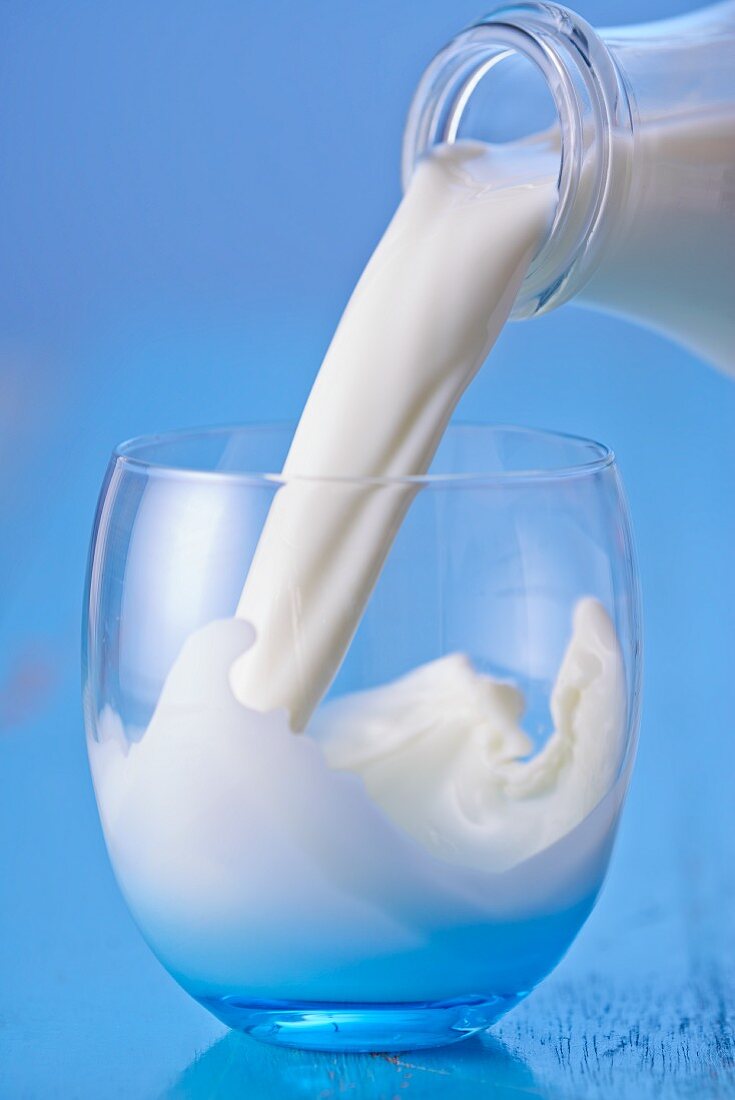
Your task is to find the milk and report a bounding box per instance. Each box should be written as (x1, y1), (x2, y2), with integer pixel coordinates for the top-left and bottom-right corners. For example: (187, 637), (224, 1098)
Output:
(232, 142), (556, 730)
(311, 598), (625, 874)
(89, 598), (627, 1004)
(89, 139), (629, 1008)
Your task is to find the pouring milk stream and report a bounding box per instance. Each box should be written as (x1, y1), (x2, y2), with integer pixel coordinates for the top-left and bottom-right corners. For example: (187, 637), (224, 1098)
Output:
(232, 0), (735, 733)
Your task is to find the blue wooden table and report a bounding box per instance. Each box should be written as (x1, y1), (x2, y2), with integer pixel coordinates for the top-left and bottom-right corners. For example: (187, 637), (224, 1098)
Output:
(1, 316), (734, 1099)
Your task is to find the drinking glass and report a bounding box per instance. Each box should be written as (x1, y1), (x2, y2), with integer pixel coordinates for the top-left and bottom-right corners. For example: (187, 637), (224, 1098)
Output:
(83, 423), (641, 1052)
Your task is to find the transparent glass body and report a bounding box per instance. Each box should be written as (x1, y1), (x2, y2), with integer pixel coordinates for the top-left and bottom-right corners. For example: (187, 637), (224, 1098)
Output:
(403, 1), (735, 372)
(84, 425), (641, 1052)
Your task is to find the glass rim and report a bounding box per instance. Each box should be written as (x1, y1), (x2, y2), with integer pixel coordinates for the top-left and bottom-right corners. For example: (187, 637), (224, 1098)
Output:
(113, 422), (615, 487)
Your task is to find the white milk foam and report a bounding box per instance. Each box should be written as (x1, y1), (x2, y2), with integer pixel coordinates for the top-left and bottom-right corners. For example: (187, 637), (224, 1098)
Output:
(89, 141), (631, 1001)
(311, 598), (625, 874)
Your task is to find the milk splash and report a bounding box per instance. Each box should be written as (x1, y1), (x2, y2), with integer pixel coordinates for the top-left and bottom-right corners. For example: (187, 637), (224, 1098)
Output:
(89, 598), (626, 1003)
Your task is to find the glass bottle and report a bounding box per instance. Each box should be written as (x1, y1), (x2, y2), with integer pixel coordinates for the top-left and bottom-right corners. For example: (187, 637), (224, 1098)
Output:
(403, 1), (735, 373)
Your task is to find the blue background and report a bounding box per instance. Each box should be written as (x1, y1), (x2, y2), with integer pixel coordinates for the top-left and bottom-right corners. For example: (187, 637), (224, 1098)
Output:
(1, 2), (733, 1097)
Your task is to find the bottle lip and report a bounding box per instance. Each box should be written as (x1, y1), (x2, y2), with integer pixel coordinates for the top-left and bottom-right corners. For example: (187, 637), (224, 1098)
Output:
(402, 2), (633, 318)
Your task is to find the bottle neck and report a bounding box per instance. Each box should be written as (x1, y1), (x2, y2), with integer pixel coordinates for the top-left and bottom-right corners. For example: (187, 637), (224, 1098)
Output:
(402, 2), (634, 318)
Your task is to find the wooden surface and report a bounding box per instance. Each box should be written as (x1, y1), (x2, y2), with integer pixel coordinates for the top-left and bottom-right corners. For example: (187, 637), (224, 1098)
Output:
(165, 936), (735, 1099)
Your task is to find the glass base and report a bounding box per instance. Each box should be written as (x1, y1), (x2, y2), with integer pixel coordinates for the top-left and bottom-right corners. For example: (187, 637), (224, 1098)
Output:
(197, 993), (522, 1052)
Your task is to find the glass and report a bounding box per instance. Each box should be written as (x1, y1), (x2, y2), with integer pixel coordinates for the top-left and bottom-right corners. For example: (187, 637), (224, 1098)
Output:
(403, 1), (735, 372)
(83, 424), (642, 1052)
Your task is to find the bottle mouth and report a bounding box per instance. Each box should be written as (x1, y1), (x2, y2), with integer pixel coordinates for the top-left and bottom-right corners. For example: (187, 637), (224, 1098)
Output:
(402, 2), (632, 317)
